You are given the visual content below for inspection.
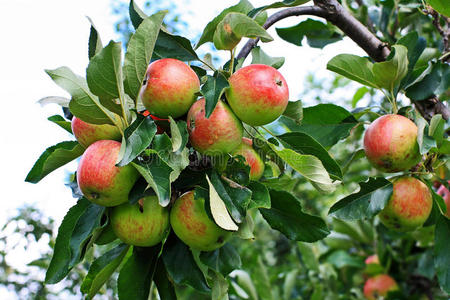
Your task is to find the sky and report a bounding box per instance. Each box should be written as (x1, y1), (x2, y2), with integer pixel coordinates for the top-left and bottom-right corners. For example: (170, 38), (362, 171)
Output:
(0, 0), (364, 296)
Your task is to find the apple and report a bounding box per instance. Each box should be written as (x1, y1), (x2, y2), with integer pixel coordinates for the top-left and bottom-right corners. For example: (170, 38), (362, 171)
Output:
(170, 190), (231, 251)
(436, 181), (450, 218)
(363, 274), (399, 300)
(225, 64), (289, 126)
(139, 58), (200, 118)
(365, 254), (380, 265)
(364, 114), (421, 172)
(71, 116), (121, 148)
(110, 196), (170, 247)
(378, 176), (432, 232)
(77, 140), (140, 207)
(232, 137), (265, 181)
(187, 98), (243, 156)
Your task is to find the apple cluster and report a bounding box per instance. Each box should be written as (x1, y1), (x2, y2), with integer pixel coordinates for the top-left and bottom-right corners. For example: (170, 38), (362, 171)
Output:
(363, 255), (399, 299)
(363, 114), (433, 232)
(72, 58), (290, 251)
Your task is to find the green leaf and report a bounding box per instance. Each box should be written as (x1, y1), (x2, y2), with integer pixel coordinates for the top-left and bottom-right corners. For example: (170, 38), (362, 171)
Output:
(260, 190), (330, 242)
(47, 115), (72, 133)
(209, 171), (252, 224)
(129, 0), (148, 29)
(45, 198), (91, 284)
(213, 12), (273, 50)
(168, 117), (188, 153)
(328, 177), (393, 220)
(81, 243), (130, 299)
(117, 115), (157, 166)
(405, 62), (441, 101)
(277, 132), (343, 180)
(118, 246), (161, 300)
(236, 213), (255, 240)
(123, 11), (167, 101)
(248, 181), (271, 209)
(154, 31), (199, 61)
(280, 103), (358, 148)
(45, 67), (114, 125)
(86, 41), (127, 115)
(434, 215), (450, 293)
(416, 113), (437, 154)
(162, 237), (211, 293)
(326, 250), (365, 268)
(25, 141), (84, 183)
(87, 16), (103, 60)
(211, 272), (229, 300)
(372, 45), (409, 92)
(276, 19), (342, 49)
(37, 96), (70, 107)
(200, 243), (242, 276)
(196, 0), (259, 49)
(352, 87), (369, 108)
(396, 32), (426, 88)
(251, 46), (285, 69)
(327, 54), (378, 88)
(282, 100), (302, 123)
(429, 114), (445, 146)
(69, 203), (105, 267)
(297, 242), (319, 271)
(153, 261), (177, 300)
(248, 0), (310, 18)
(427, 0), (450, 17)
(267, 141), (337, 193)
(202, 73), (229, 118)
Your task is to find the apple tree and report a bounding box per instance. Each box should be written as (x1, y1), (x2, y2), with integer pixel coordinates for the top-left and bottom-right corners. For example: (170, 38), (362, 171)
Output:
(26, 0), (449, 299)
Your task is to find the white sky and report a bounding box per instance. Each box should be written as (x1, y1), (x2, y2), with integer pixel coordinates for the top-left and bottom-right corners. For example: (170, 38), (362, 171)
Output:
(0, 1), (364, 296)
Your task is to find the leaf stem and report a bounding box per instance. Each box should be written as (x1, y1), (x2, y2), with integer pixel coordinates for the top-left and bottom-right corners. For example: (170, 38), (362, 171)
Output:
(229, 49), (235, 76)
(260, 125), (277, 138)
(199, 58), (216, 71)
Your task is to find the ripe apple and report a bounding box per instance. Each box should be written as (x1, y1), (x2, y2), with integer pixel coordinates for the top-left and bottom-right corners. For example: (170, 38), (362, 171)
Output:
(187, 98), (243, 156)
(139, 58), (200, 118)
(71, 116), (121, 148)
(77, 140), (140, 207)
(365, 254), (380, 265)
(170, 190), (231, 251)
(436, 181), (450, 218)
(363, 274), (399, 300)
(364, 114), (421, 172)
(232, 137), (265, 181)
(378, 176), (432, 232)
(225, 64), (289, 126)
(110, 196), (170, 247)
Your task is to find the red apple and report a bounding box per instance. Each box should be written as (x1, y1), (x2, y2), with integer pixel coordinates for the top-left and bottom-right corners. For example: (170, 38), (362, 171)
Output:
(225, 64), (289, 126)
(437, 181), (450, 218)
(232, 137), (265, 181)
(378, 176), (432, 232)
(139, 58), (200, 118)
(110, 196), (170, 247)
(187, 98), (243, 156)
(364, 114), (421, 172)
(77, 140), (140, 207)
(363, 274), (399, 300)
(71, 116), (121, 148)
(365, 254), (380, 265)
(170, 190), (231, 251)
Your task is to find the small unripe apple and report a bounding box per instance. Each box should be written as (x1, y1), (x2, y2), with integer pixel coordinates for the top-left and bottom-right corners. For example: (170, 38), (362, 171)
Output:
(139, 58), (200, 118)
(378, 176), (432, 232)
(226, 64), (289, 126)
(436, 181), (450, 218)
(187, 98), (243, 156)
(170, 190), (231, 251)
(233, 137), (265, 181)
(71, 116), (121, 148)
(363, 274), (399, 300)
(77, 140), (140, 207)
(110, 196), (170, 247)
(364, 114), (421, 172)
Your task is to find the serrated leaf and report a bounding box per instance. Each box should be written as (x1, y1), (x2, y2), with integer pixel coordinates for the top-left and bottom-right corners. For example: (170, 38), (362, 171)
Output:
(37, 96), (70, 107)
(124, 11), (167, 101)
(87, 16), (103, 60)
(251, 46), (285, 69)
(206, 174), (239, 231)
(48, 115), (72, 133)
(248, 181), (271, 209)
(260, 190), (330, 242)
(327, 54), (377, 88)
(213, 12), (273, 50)
(328, 177), (393, 220)
(372, 45), (409, 92)
(45, 198), (91, 284)
(202, 73), (229, 118)
(45, 67), (114, 125)
(282, 100), (302, 123)
(162, 236), (211, 292)
(25, 141), (84, 183)
(117, 115), (157, 166)
(277, 132), (343, 180)
(200, 243), (241, 276)
(248, 0), (310, 18)
(154, 31), (199, 61)
(434, 215), (450, 293)
(81, 244), (130, 299)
